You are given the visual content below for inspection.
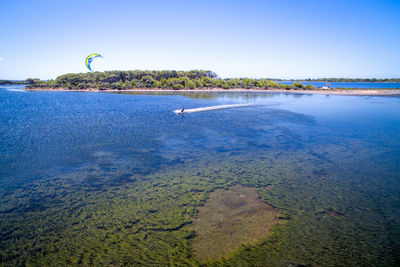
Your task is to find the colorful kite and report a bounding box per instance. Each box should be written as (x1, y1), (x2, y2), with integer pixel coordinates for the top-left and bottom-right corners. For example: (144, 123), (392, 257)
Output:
(85, 53), (103, 72)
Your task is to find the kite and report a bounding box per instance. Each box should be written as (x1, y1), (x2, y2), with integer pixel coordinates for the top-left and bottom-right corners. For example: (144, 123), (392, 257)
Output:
(85, 53), (103, 72)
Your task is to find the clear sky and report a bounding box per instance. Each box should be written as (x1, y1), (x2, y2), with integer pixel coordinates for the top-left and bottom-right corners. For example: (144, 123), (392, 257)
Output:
(0, 0), (399, 80)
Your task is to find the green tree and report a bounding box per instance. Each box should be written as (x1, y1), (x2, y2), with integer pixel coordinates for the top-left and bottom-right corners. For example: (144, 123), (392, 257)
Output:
(292, 82), (304, 89)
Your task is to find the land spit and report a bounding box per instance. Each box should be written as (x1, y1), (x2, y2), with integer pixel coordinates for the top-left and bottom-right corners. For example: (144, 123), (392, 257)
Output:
(25, 87), (400, 96)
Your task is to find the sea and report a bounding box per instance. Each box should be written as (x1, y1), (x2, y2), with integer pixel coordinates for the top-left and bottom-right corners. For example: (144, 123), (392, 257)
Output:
(0, 85), (399, 265)
(277, 81), (400, 89)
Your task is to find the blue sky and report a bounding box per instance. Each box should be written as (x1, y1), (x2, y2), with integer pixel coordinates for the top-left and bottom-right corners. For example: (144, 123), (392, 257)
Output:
(0, 0), (399, 79)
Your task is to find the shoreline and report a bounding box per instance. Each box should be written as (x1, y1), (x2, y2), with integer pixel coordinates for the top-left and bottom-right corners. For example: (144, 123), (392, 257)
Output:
(24, 87), (400, 96)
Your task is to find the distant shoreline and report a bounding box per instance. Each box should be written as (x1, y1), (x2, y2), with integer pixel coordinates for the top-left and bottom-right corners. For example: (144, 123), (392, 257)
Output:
(25, 87), (400, 96)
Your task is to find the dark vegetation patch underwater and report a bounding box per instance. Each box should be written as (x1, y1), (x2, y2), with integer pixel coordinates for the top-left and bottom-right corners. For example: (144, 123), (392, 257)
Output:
(0, 143), (399, 266)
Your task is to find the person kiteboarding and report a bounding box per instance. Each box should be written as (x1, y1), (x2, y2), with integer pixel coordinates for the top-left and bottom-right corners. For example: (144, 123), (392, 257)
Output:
(179, 106), (184, 114)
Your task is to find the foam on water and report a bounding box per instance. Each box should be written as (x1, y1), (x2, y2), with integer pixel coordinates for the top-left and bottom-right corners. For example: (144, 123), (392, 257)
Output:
(6, 88), (26, 92)
(174, 103), (254, 114)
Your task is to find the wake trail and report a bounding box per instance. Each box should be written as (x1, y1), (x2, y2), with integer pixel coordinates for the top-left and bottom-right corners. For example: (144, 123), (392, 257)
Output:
(174, 103), (255, 114)
(6, 89), (27, 92)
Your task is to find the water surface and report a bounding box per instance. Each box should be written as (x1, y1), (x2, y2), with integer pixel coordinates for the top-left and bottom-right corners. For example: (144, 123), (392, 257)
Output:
(278, 81), (400, 89)
(0, 85), (399, 265)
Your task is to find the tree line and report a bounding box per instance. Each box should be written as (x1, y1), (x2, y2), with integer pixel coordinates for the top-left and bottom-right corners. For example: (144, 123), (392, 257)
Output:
(25, 70), (316, 90)
(0, 80), (27, 85)
(4, 72), (400, 89)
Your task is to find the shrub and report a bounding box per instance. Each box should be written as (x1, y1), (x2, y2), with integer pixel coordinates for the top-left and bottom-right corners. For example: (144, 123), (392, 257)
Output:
(293, 82), (304, 89)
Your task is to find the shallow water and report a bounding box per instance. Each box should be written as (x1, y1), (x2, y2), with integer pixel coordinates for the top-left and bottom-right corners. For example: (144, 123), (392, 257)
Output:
(278, 81), (400, 89)
(0, 85), (399, 265)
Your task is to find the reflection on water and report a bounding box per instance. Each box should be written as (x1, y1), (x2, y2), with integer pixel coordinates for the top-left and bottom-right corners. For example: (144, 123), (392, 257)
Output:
(0, 85), (399, 265)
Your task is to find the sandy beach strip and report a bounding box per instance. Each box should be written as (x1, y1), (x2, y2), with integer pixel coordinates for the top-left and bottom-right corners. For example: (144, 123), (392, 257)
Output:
(25, 87), (400, 96)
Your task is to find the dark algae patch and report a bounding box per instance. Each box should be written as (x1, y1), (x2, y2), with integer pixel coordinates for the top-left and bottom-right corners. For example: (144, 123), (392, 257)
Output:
(192, 185), (281, 261)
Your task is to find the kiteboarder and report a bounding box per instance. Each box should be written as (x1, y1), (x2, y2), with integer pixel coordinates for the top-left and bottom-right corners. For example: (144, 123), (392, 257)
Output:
(179, 106), (184, 114)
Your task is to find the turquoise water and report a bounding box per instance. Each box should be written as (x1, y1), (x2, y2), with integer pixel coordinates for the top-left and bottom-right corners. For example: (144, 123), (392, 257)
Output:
(278, 81), (400, 89)
(1, 85), (400, 265)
